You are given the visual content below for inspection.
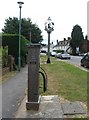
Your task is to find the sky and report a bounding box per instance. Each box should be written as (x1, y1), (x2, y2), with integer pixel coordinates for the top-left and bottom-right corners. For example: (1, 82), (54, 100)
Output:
(0, 0), (88, 45)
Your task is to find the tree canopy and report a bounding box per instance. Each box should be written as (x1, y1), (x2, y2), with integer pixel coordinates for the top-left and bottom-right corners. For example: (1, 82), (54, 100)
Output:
(70, 24), (84, 54)
(2, 17), (43, 43)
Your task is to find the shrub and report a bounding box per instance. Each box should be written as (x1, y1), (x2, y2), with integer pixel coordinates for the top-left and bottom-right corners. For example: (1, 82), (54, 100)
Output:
(57, 49), (64, 53)
(2, 46), (8, 68)
(2, 34), (29, 66)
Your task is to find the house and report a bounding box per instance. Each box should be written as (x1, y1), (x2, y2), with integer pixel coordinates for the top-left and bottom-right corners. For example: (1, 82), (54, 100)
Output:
(40, 44), (48, 53)
(53, 35), (89, 54)
(40, 42), (54, 53)
(53, 37), (71, 52)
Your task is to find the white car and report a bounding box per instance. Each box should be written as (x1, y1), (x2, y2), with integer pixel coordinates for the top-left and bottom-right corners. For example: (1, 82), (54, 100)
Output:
(51, 50), (57, 57)
(57, 52), (71, 59)
(51, 51), (57, 57)
(40, 50), (47, 55)
(55, 53), (61, 58)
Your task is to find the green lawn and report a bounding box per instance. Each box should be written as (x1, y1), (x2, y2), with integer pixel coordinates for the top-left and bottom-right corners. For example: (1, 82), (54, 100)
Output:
(40, 55), (88, 104)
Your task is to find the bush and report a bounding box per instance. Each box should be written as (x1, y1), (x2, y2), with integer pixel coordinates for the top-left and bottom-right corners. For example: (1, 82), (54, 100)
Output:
(2, 46), (8, 68)
(57, 49), (64, 53)
(2, 34), (29, 66)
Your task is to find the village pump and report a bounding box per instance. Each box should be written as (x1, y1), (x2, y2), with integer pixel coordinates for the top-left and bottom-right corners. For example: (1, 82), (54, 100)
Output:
(26, 44), (47, 110)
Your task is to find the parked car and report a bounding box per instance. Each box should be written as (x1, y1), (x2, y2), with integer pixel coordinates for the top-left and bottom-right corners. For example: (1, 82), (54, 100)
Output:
(51, 50), (57, 57)
(80, 52), (89, 68)
(79, 53), (87, 56)
(55, 52), (61, 58)
(57, 51), (71, 59)
(40, 50), (47, 55)
(79, 53), (84, 56)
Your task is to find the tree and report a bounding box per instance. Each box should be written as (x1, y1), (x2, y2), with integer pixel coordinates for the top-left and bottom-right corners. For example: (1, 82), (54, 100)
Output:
(70, 24), (84, 54)
(2, 17), (43, 43)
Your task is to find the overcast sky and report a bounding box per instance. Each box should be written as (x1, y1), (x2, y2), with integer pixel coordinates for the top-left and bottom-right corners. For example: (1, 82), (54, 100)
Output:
(0, 0), (88, 44)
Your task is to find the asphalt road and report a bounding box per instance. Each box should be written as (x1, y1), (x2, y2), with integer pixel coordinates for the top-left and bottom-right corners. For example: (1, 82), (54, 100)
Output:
(58, 55), (82, 67)
(68, 55), (82, 66)
(61, 55), (88, 71)
(2, 65), (28, 118)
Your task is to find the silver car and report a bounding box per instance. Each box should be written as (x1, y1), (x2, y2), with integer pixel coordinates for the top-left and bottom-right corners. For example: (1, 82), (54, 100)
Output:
(57, 52), (71, 59)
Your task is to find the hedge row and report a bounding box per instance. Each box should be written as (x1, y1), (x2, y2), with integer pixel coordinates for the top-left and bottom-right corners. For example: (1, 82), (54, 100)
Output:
(2, 34), (29, 65)
(2, 46), (8, 67)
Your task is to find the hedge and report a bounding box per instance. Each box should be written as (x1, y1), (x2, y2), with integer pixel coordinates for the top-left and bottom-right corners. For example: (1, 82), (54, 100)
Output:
(2, 46), (8, 67)
(2, 34), (29, 65)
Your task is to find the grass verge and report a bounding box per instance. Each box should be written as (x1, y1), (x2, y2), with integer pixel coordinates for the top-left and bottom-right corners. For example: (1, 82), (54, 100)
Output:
(40, 55), (88, 104)
(0, 71), (17, 83)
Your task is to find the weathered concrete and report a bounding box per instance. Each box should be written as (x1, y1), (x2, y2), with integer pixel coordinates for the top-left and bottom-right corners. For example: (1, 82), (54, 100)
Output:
(61, 101), (87, 115)
(15, 95), (64, 118)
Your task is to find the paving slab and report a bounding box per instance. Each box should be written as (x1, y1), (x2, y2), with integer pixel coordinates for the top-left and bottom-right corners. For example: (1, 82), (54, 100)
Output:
(61, 101), (87, 115)
(15, 95), (64, 118)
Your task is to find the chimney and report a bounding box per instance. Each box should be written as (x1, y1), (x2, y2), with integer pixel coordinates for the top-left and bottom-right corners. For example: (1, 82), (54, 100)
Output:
(57, 39), (58, 44)
(68, 37), (71, 40)
(64, 38), (66, 41)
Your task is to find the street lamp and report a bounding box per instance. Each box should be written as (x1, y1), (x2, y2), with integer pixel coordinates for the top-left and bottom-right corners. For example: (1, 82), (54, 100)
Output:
(45, 17), (54, 63)
(17, 1), (24, 71)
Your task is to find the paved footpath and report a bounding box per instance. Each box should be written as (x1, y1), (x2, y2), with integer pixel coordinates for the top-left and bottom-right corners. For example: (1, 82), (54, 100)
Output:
(15, 95), (64, 119)
(2, 65), (28, 118)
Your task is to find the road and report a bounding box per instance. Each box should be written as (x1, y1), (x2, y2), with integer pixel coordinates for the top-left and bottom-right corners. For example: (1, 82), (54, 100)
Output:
(2, 65), (28, 118)
(61, 55), (88, 71)
(68, 55), (82, 66)
(58, 55), (82, 67)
